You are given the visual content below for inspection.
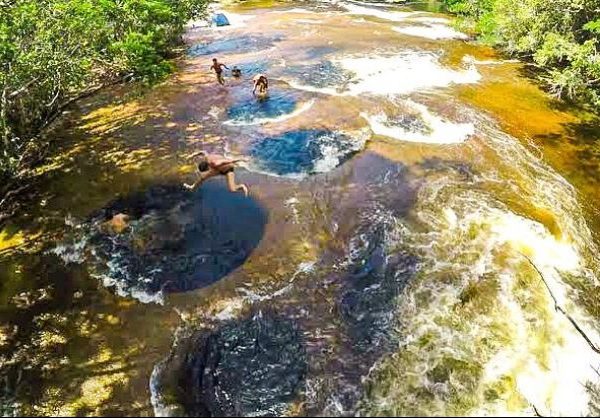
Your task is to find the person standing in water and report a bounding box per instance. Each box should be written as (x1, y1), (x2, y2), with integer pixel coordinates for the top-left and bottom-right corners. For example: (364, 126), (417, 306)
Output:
(184, 151), (249, 196)
(232, 66), (242, 78)
(253, 74), (268, 96)
(211, 58), (229, 85)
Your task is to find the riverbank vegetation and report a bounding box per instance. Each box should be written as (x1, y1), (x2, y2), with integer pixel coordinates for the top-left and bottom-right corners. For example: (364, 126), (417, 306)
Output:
(0, 0), (209, 205)
(442, 0), (600, 108)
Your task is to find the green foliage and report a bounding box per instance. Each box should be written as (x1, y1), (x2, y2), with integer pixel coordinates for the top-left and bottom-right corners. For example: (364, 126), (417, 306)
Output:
(0, 0), (209, 182)
(442, 0), (600, 108)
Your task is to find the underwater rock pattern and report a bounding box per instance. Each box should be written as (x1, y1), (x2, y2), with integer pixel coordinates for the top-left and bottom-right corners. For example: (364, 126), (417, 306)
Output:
(154, 311), (306, 417)
(249, 129), (366, 177)
(339, 220), (419, 353)
(226, 91), (298, 125)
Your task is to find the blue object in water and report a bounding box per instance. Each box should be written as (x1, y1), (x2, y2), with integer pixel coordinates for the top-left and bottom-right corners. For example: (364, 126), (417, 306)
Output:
(212, 13), (230, 27)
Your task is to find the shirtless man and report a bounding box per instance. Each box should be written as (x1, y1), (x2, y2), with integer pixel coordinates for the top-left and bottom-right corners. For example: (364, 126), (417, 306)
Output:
(184, 151), (249, 196)
(210, 58), (229, 85)
(252, 74), (268, 96)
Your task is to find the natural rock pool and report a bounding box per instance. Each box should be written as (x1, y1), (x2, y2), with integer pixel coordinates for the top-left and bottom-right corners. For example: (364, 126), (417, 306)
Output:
(2, 1), (600, 417)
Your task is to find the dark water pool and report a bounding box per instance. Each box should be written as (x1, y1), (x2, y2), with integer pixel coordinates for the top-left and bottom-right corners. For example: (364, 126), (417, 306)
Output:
(226, 91), (300, 125)
(154, 311), (306, 416)
(86, 182), (268, 299)
(249, 129), (364, 177)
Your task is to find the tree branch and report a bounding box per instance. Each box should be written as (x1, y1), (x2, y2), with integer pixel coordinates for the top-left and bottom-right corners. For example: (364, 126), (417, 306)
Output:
(8, 77), (40, 99)
(522, 254), (600, 355)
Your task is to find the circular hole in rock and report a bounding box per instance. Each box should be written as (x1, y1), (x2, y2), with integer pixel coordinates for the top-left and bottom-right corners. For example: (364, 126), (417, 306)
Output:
(249, 129), (365, 178)
(225, 90), (301, 126)
(152, 311), (306, 417)
(88, 182), (268, 300)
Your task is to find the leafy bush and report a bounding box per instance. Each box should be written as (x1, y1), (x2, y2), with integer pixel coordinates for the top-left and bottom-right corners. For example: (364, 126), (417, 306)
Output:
(442, 0), (600, 108)
(0, 0), (209, 184)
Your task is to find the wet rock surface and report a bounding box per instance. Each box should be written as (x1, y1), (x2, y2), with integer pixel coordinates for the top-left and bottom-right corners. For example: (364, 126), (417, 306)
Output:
(287, 60), (355, 91)
(154, 311), (306, 417)
(386, 113), (432, 135)
(339, 221), (418, 353)
(87, 182), (268, 297)
(189, 35), (283, 57)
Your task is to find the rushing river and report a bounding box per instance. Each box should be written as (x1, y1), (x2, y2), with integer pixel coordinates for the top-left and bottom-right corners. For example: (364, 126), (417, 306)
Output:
(2, 0), (600, 416)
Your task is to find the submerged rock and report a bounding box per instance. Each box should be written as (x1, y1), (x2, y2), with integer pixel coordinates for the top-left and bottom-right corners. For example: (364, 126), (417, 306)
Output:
(339, 219), (418, 353)
(101, 213), (130, 235)
(153, 311), (306, 417)
(189, 35), (283, 57)
(249, 129), (367, 177)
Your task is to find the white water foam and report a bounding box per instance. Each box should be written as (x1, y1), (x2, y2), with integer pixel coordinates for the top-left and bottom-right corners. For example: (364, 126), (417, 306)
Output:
(362, 100), (474, 144)
(314, 129), (370, 173)
(223, 99), (315, 126)
(93, 251), (166, 305)
(207, 106), (223, 120)
(150, 364), (178, 417)
(285, 79), (344, 96)
(394, 24), (468, 40)
(463, 55), (521, 65)
(339, 52), (481, 96)
(245, 128), (369, 179)
(360, 112), (600, 416)
(286, 52), (480, 97)
(341, 2), (419, 21)
(407, 16), (451, 24)
(49, 236), (89, 264)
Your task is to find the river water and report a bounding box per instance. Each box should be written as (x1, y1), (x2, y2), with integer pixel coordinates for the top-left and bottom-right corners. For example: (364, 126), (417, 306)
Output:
(2, 0), (600, 416)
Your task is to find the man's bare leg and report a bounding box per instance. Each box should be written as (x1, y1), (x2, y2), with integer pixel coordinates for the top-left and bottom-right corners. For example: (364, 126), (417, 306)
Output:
(226, 172), (249, 197)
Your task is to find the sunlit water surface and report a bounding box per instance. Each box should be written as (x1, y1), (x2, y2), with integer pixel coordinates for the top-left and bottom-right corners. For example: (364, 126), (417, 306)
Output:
(2, 1), (600, 417)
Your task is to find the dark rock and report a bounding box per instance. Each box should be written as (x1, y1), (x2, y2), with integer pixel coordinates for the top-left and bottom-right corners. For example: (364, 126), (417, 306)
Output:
(156, 311), (306, 417)
(339, 221), (418, 353)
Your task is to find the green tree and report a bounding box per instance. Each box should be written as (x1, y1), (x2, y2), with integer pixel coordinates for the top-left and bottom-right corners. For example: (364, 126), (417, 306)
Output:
(0, 0), (209, 189)
(442, 0), (600, 107)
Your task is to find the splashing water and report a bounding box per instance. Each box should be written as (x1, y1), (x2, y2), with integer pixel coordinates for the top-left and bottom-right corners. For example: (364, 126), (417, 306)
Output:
(394, 23), (468, 40)
(10, 1), (600, 416)
(362, 100), (475, 144)
(248, 129), (368, 178)
(338, 53), (481, 96)
(358, 115), (600, 416)
(284, 52), (480, 97)
(341, 2), (420, 21)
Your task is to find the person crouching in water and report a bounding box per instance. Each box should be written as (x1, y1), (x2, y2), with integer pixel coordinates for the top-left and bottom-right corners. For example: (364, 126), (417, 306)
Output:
(253, 74), (268, 96)
(184, 151), (249, 196)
